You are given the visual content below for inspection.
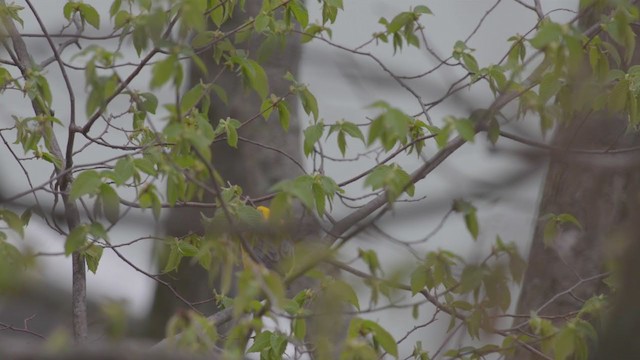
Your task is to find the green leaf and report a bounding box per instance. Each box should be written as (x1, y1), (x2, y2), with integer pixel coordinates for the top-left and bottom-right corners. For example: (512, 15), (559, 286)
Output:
(412, 304), (419, 319)
(0, 67), (12, 87)
(109, 0), (121, 18)
(138, 185), (161, 220)
(340, 121), (365, 142)
(70, 170), (102, 201)
(530, 21), (562, 49)
(132, 24), (148, 56)
(459, 265), (484, 293)
(78, 3), (100, 29)
(134, 157), (157, 176)
(364, 320), (398, 357)
(100, 184), (120, 224)
(414, 5), (432, 15)
(336, 131), (346, 155)
(465, 211), (479, 240)
(539, 72), (562, 104)
(461, 53), (479, 73)
(289, 0), (309, 28)
(234, 57), (269, 99)
(248, 331), (272, 353)
(180, 83), (204, 114)
(271, 177), (315, 212)
(554, 326), (576, 360)
(388, 12), (413, 33)
(84, 244), (103, 274)
(270, 332), (288, 357)
(365, 164), (414, 202)
(260, 98), (274, 121)
(113, 157), (134, 185)
(0, 210), (24, 238)
(357, 249), (380, 276)
(319, 175), (343, 196)
(452, 300), (473, 311)
(163, 241), (181, 273)
(138, 92), (158, 114)
(41, 152), (63, 169)
(211, 84), (228, 105)
(177, 241), (198, 257)
(263, 272), (286, 306)
(329, 121), (364, 156)
(487, 118), (500, 144)
(35, 75), (52, 106)
(300, 88), (319, 120)
(225, 122), (238, 148)
(330, 279), (360, 310)
(191, 30), (215, 48)
(608, 78), (629, 112)
(236, 206), (263, 228)
(368, 106), (413, 150)
(89, 222), (108, 240)
(0, 241), (23, 284)
(65, 225), (88, 255)
(248, 60), (269, 100)
(288, 177), (315, 210)
(453, 118), (476, 142)
(556, 213), (583, 230)
(20, 209), (31, 227)
(63, 2), (76, 20)
(292, 318), (306, 340)
(150, 54), (177, 89)
(254, 13), (270, 32)
(166, 172), (185, 206)
(303, 122), (324, 156)
(277, 101), (290, 130)
(312, 183), (325, 215)
(453, 199), (479, 239)
(410, 266), (427, 295)
(114, 10), (130, 30)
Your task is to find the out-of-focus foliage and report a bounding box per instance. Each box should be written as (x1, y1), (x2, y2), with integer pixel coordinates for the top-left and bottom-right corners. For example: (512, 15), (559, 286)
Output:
(0, 0), (637, 358)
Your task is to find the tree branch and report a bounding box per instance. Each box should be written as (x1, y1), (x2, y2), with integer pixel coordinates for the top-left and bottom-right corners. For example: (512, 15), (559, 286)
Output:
(0, 0), (87, 342)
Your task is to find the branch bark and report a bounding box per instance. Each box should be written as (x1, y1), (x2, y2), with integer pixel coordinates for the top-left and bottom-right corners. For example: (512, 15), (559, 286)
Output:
(0, 0), (87, 341)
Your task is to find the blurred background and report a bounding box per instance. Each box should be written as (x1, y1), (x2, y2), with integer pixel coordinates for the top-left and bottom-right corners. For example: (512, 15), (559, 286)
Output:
(0, 0), (578, 356)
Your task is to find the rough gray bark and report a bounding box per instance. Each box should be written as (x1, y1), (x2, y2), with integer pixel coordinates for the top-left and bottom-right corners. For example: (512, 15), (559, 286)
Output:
(146, 2), (305, 338)
(0, 340), (219, 360)
(593, 203), (640, 359)
(511, 112), (640, 358)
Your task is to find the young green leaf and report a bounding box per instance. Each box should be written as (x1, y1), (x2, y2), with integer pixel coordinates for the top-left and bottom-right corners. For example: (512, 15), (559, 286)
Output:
(78, 3), (100, 29)
(151, 54), (177, 89)
(364, 320), (398, 357)
(299, 88), (319, 120)
(452, 118), (476, 142)
(84, 244), (103, 274)
(453, 199), (479, 239)
(277, 101), (290, 130)
(180, 83), (205, 114)
(410, 266), (428, 295)
(65, 225), (88, 255)
(0, 210), (24, 238)
(70, 170), (102, 201)
(100, 184), (120, 224)
(303, 122), (324, 156)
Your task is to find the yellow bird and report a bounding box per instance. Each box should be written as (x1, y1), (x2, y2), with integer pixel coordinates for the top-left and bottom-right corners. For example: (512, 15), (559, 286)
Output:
(256, 205), (270, 220)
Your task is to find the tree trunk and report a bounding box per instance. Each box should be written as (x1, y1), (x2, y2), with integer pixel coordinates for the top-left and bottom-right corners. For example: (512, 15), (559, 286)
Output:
(511, 6), (640, 359)
(511, 112), (640, 358)
(145, 2), (304, 338)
